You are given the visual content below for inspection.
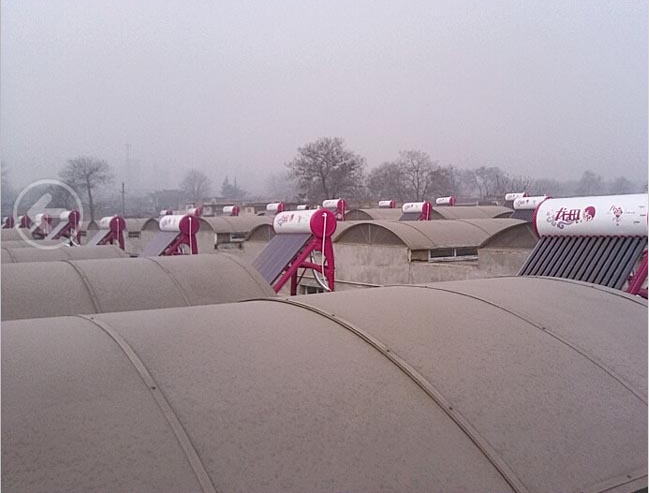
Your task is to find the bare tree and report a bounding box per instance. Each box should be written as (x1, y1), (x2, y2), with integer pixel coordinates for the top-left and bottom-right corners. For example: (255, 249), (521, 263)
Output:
(1, 161), (16, 211)
(607, 176), (636, 195)
(366, 162), (408, 202)
(180, 169), (212, 203)
(450, 168), (478, 198)
(59, 156), (114, 221)
(265, 170), (299, 201)
(575, 170), (605, 196)
(474, 166), (530, 200)
(392, 150), (453, 201)
(221, 176), (247, 199)
(287, 137), (365, 203)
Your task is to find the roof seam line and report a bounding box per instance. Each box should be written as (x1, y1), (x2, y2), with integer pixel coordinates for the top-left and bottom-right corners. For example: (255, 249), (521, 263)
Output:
(61, 260), (102, 313)
(458, 219), (493, 236)
(252, 297), (529, 493)
(528, 276), (648, 307)
(405, 284), (647, 406)
(225, 253), (280, 294)
(3, 247), (18, 263)
(398, 221), (436, 248)
(591, 469), (648, 493)
(144, 257), (193, 306)
(76, 314), (218, 493)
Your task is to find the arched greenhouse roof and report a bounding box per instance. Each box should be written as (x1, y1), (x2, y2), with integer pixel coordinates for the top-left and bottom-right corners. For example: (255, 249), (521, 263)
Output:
(333, 218), (531, 250)
(2, 276), (646, 492)
(1, 253), (274, 320)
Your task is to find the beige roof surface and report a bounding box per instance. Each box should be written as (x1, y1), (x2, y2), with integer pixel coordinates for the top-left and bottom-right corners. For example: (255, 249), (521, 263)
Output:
(1, 244), (127, 264)
(431, 205), (512, 219)
(345, 206), (513, 221)
(2, 276), (645, 492)
(1, 239), (69, 249)
(1, 229), (26, 241)
(245, 222), (276, 241)
(199, 215), (272, 234)
(79, 220), (99, 232)
(334, 218), (530, 249)
(1, 253), (274, 320)
(346, 208), (404, 220)
(125, 217), (158, 232)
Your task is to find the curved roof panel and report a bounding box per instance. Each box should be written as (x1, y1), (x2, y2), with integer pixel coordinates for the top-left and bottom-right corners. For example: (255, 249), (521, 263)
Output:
(245, 222), (276, 241)
(2, 277), (645, 492)
(1, 239), (69, 249)
(124, 218), (158, 232)
(346, 208), (403, 220)
(479, 222), (539, 249)
(1, 229), (25, 241)
(1, 253), (274, 320)
(334, 218), (527, 250)
(1, 244), (127, 263)
(79, 220), (99, 232)
(199, 215), (272, 234)
(431, 205), (513, 220)
(345, 206), (513, 221)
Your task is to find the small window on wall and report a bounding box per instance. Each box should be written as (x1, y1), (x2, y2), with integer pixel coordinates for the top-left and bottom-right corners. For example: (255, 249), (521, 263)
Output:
(229, 233), (246, 243)
(299, 285), (325, 295)
(128, 231), (140, 238)
(428, 247), (478, 262)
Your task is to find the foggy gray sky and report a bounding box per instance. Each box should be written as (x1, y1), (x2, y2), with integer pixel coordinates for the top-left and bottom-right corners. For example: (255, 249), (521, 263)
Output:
(1, 0), (647, 193)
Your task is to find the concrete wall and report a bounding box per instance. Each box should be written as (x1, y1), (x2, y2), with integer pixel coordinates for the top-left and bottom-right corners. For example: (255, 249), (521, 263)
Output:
(195, 229), (217, 254)
(124, 230), (160, 255)
(332, 243), (533, 290)
(478, 247), (532, 276)
(183, 234), (269, 267)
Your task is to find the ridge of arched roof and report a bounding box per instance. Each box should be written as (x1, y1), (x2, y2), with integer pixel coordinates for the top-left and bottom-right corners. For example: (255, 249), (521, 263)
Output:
(2, 276), (645, 493)
(1, 253), (274, 320)
(334, 218), (526, 249)
(198, 215), (272, 234)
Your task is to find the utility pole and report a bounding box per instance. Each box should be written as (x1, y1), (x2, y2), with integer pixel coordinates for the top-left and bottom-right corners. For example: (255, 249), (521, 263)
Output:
(125, 142), (132, 189)
(121, 182), (126, 217)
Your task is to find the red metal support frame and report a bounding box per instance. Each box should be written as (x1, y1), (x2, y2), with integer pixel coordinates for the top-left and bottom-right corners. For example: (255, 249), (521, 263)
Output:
(163, 232), (199, 256)
(273, 235), (335, 294)
(98, 230), (125, 250)
(97, 217), (126, 250)
(419, 201), (432, 221)
(626, 249), (648, 299)
(31, 214), (53, 239)
(51, 211), (81, 243)
(18, 215), (32, 229)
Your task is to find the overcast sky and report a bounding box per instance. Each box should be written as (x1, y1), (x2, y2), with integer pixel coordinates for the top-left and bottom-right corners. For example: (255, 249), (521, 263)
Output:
(1, 0), (647, 193)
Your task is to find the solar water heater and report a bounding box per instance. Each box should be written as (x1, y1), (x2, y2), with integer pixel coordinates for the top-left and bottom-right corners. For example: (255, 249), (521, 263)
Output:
(399, 201), (432, 221)
(45, 210), (81, 243)
(29, 213), (52, 239)
(322, 198), (347, 221)
(252, 209), (337, 294)
(519, 194), (648, 297)
(86, 215), (126, 250)
(141, 214), (200, 256)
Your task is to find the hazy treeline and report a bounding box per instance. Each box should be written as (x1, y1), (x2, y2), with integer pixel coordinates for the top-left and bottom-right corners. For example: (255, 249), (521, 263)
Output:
(269, 137), (646, 205)
(1, 137), (645, 218)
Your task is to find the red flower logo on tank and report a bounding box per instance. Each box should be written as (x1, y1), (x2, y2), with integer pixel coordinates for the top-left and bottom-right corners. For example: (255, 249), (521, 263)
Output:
(583, 206), (596, 222)
(610, 205), (623, 224)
